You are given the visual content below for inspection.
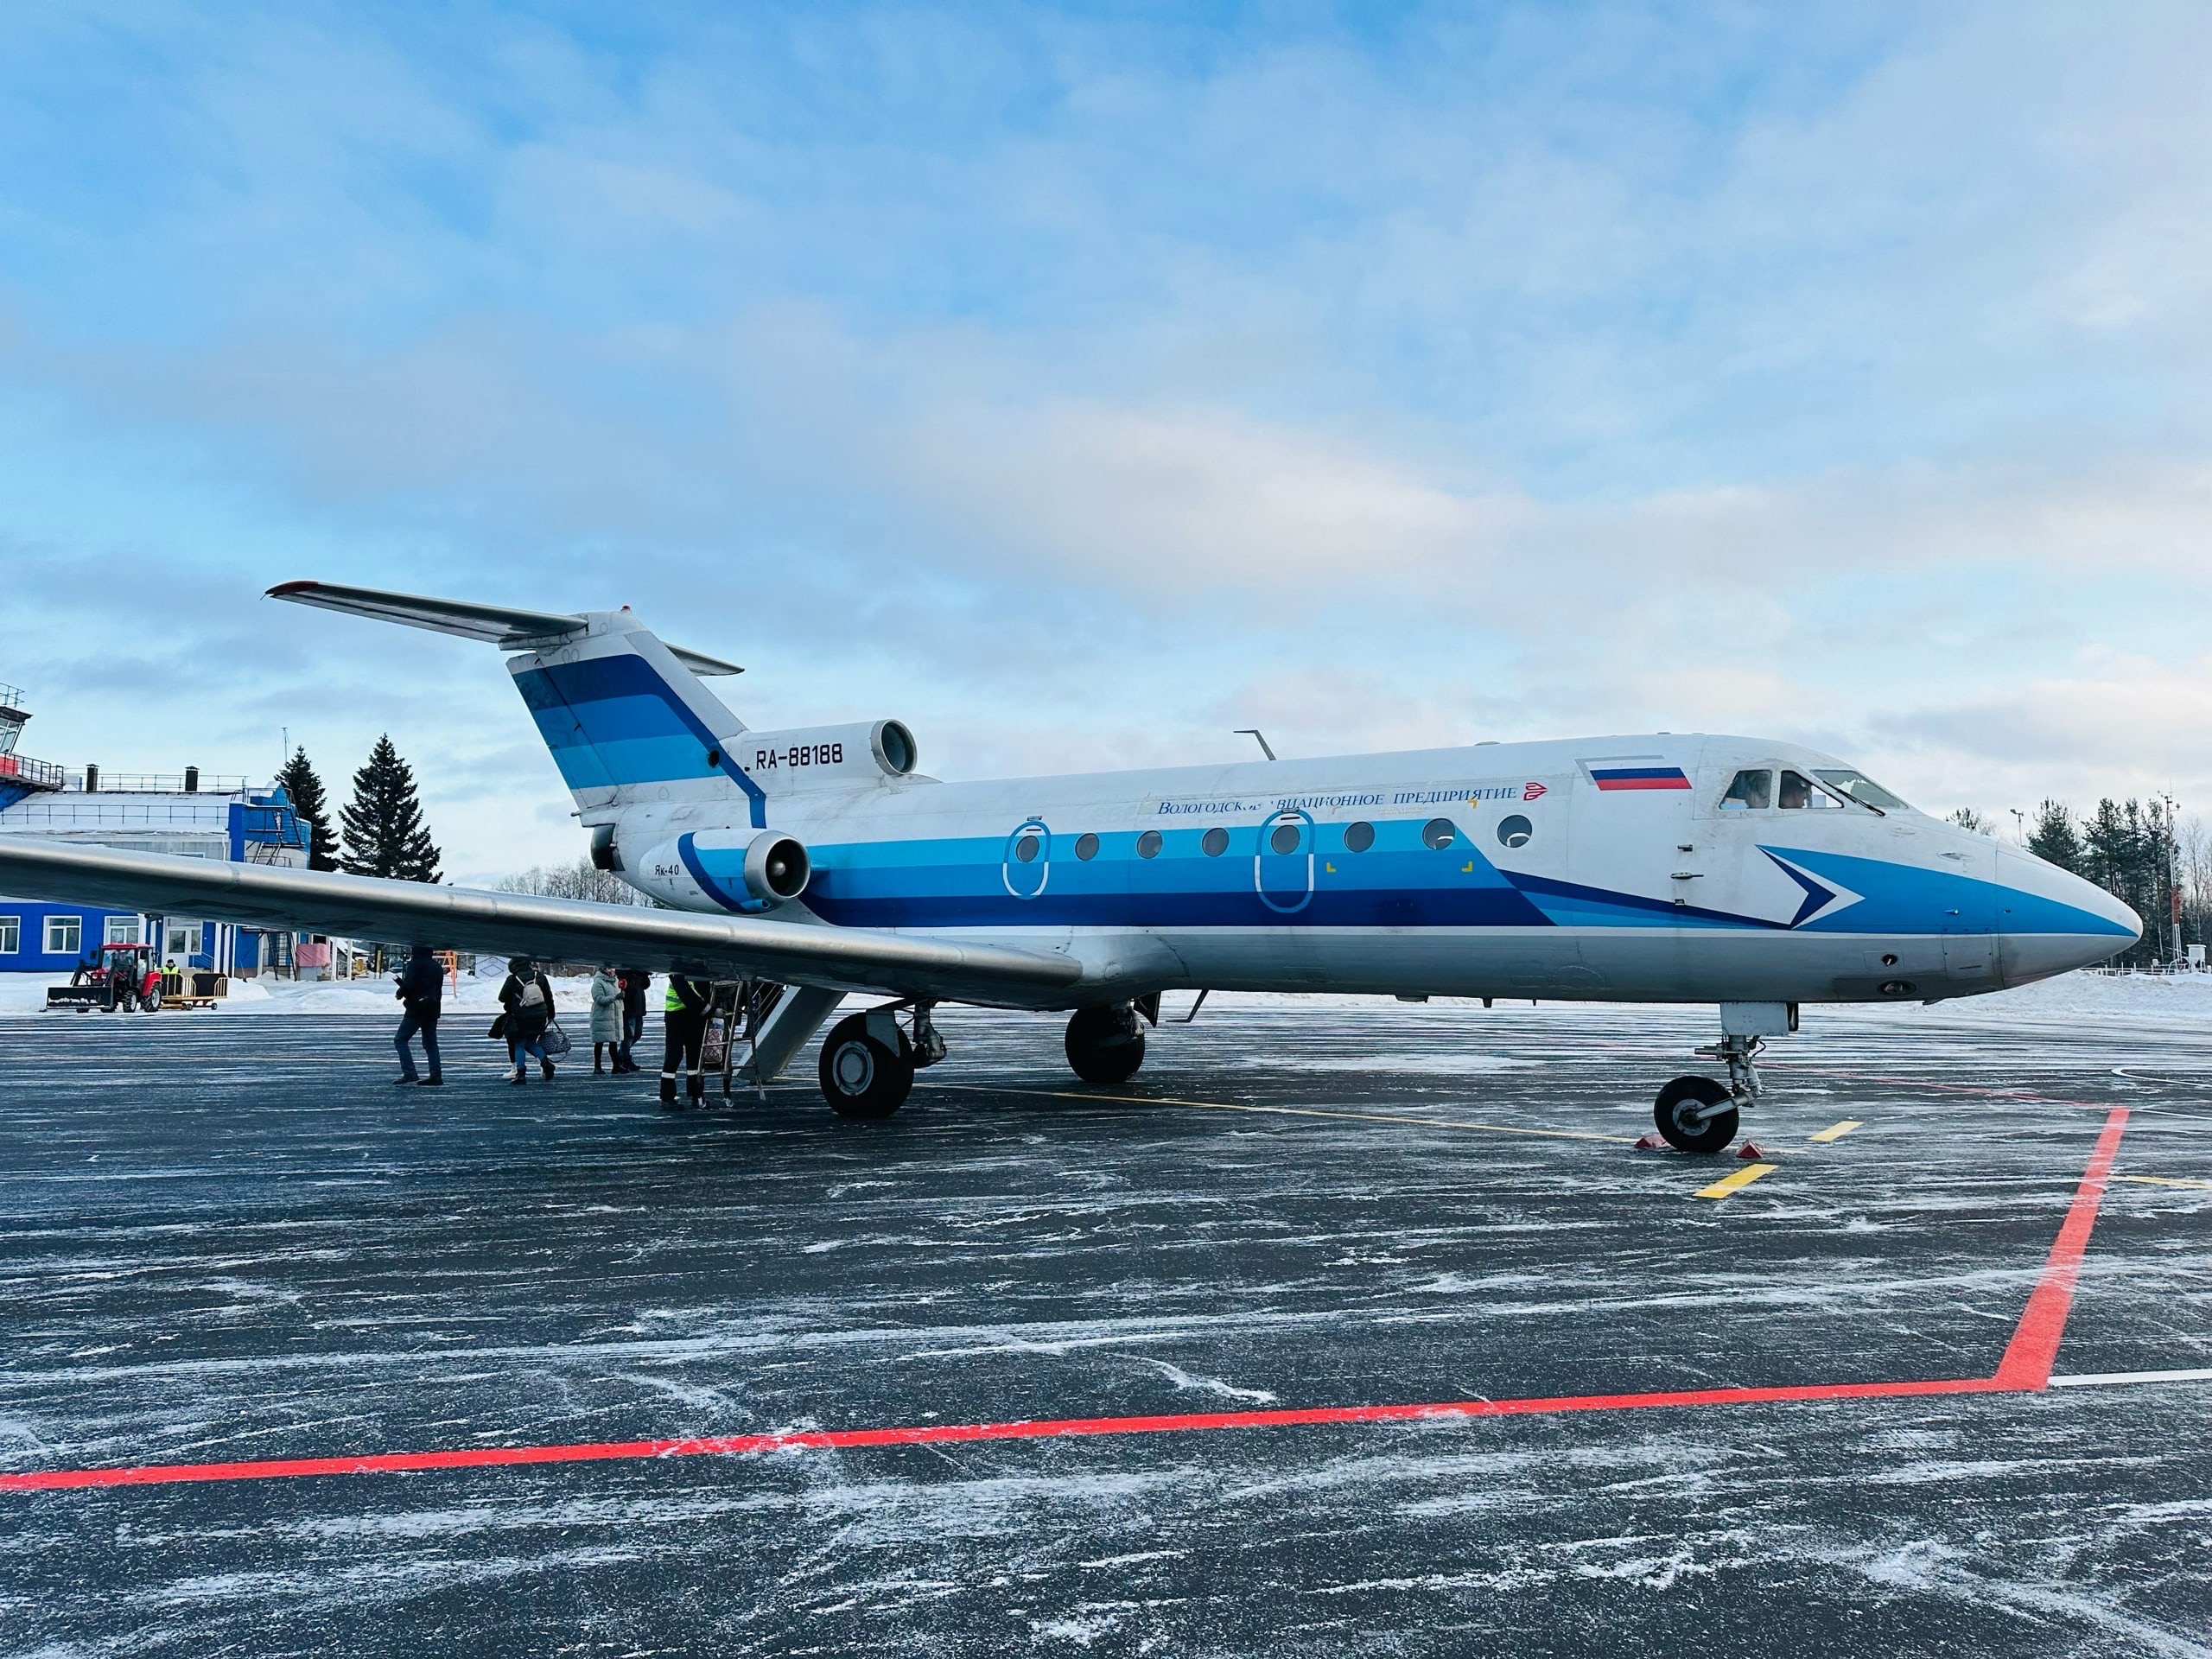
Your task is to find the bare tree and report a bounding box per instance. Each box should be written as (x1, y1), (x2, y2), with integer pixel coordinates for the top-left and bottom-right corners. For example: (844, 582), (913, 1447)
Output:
(496, 857), (658, 906)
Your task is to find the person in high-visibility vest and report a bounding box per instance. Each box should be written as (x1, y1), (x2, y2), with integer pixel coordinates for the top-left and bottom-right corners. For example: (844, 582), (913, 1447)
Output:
(660, 975), (710, 1108)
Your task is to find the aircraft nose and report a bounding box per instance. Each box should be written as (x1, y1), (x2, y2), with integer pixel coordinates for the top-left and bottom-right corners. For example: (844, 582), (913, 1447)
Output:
(1994, 848), (2141, 983)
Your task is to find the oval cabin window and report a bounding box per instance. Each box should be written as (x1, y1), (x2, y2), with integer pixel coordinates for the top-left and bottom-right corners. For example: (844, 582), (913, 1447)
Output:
(1075, 833), (1100, 861)
(1343, 820), (1375, 852)
(1202, 827), (1230, 857)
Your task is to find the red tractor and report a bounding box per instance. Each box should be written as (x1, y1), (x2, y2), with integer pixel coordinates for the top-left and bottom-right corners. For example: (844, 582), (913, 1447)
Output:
(48, 944), (164, 1012)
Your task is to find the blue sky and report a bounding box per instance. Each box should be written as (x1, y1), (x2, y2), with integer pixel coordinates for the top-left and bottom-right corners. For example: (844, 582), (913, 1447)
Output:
(3, 2), (2208, 880)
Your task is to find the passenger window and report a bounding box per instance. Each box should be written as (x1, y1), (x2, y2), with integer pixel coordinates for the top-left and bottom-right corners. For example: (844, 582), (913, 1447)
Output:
(1268, 823), (1300, 855)
(1343, 820), (1375, 853)
(1202, 827), (1230, 857)
(1136, 830), (1162, 859)
(1421, 817), (1457, 850)
(1497, 815), (1533, 849)
(1074, 832), (1100, 861)
(1014, 834), (1041, 862)
(1720, 769), (1772, 811)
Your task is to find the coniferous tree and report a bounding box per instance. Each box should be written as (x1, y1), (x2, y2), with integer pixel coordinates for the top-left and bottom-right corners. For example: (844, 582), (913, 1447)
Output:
(2027, 799), (2084, 874)
(273, 747), (339, 871)
(339, 735), (442, 882)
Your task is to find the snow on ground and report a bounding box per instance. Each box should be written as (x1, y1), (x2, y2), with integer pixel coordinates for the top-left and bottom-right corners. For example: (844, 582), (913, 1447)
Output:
(0, 967), (2204, 1029)
(0, 971), (595, 1018)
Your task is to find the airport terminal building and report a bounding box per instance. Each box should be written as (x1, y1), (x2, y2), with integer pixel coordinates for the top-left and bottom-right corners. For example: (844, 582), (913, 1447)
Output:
(0, 770), (315, 977)
(0, 683), (315, 977)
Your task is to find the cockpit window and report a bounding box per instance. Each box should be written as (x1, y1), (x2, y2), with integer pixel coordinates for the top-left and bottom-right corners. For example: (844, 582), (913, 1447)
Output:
(1720, 769), (1772, 810)
(1813, 768), (1910, 811)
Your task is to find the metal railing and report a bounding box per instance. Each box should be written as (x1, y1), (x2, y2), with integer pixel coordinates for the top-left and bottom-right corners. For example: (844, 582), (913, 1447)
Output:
(81, 773), (250, 794)
(0, 753), (64, 790)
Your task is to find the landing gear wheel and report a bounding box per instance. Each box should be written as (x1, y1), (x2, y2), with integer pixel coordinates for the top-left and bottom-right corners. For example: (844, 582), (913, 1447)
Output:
(817, 1014), (914, 1120)
(1065, 1006), (1146, 1087)
(1655, 1076), (1738, 1154)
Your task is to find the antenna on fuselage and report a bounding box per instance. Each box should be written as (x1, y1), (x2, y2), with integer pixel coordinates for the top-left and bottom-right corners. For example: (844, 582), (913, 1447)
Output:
(1234, 729), (1276, 761)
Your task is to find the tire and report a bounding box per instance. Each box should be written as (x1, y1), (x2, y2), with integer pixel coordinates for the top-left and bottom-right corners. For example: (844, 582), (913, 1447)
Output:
(1654, 1075), (1738, 1154)
(141, 991), (161, 1013)
(1065, 1006), (1146, 1087)
(817, 1014), (914, 1120)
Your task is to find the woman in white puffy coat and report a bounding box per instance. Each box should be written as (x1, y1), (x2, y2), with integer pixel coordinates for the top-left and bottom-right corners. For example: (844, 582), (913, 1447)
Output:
(589, 968), (623, 1075)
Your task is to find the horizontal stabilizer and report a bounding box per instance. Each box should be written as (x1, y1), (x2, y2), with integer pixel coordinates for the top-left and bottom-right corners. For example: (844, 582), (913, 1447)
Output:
(0, 840), (1081, 1002)
(266, 582), (743, 676)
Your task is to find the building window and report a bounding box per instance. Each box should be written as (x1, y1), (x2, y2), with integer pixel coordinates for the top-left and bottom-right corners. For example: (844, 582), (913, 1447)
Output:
(45, 915), (81, 957)
(165, 922), (201, 958)
(0, 916), (17, 954)
(105, 914), (142, 946)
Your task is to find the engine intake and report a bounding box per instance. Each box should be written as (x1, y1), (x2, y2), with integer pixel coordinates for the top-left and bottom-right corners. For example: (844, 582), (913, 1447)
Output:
(742, 831), (810, 905)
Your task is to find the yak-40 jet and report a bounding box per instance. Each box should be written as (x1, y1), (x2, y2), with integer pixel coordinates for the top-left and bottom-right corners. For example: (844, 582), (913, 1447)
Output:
(0, 583), (2139, 1151)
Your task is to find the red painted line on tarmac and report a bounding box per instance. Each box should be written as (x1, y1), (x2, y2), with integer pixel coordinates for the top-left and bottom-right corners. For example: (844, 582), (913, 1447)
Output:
(0, 1109), (2128, 1495)
(1993, 1106), (2128, 1389)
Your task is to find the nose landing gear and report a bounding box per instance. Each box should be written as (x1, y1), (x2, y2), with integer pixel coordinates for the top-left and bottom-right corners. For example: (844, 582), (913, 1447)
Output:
(1652, 1005), (1789, 1154)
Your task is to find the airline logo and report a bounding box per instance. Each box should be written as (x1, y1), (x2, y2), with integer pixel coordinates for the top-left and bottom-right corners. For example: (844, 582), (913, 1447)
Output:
(1523, 782), (1548, 801)
(1586, 763), (1691, 791)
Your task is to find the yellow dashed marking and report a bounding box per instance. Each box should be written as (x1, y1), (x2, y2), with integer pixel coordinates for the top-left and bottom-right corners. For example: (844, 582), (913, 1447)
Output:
(2113, 1174), (2212, 1192)
(1695, 1162), (1777, 1200)
(1808, 1119), (1861, 1143)
(971, 1087), (1637, 1144)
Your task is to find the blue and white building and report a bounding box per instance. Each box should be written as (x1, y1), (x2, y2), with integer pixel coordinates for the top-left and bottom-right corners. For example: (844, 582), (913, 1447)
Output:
(0, 683), (313, 977)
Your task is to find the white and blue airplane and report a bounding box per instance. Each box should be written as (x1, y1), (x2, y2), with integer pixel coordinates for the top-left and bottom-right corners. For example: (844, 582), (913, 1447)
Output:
(0, 582), (2140, 1150)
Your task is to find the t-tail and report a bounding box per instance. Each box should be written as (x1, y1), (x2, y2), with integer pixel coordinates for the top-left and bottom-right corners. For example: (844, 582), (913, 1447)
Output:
(267, 582), (770, 828)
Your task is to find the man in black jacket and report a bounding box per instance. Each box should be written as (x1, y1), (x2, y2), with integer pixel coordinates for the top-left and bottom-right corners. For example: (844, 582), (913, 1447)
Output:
(393, 944), (444, 1086)
(617, 968), (650, 1075)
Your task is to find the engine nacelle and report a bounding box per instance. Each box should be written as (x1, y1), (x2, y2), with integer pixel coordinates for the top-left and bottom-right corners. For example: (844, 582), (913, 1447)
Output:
(632, 829), (811, 912)
(737, 720), (918, 791)
(743, 831), (810, 904)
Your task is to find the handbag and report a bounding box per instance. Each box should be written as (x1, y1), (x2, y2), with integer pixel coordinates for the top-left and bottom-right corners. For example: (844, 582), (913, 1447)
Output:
(542, 1022), (572, 1058)
(487, 1013), (507, 1040)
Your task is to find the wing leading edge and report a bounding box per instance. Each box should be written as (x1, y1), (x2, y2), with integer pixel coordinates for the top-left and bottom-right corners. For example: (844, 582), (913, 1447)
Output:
(0, 841), (1082, 1004)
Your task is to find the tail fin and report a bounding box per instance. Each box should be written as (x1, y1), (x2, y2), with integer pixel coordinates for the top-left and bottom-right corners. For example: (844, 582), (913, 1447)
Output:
(268, 582), (767, 827)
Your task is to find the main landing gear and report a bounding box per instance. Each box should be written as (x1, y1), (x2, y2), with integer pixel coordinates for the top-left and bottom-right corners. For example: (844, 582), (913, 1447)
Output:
(1065, 1001), (1149, 1087)
(817, 1002), (944, 1121)
(1651, 1004), (1793, 1154)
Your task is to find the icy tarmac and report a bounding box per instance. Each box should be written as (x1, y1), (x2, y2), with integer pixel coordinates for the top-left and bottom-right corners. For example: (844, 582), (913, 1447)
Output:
(3, 985), (2209, 1656)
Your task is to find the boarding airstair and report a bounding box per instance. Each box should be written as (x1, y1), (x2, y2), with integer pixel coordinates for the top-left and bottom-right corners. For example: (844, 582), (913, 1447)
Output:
(0, 683), (66, 812)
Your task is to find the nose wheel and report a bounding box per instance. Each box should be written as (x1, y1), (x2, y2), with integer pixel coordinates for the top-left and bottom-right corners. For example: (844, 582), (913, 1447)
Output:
(1654, 1075), (1738, 1154)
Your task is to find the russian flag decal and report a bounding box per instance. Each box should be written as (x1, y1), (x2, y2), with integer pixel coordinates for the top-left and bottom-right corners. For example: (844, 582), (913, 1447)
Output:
(1586, 762), (1692, 791)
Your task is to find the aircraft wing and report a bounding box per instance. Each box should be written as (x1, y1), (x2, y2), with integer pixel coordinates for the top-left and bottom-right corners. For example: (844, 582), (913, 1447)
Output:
(0, 841), (1083, 1004)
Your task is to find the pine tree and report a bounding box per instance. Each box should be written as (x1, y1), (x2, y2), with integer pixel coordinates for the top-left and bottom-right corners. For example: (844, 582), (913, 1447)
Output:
(2026, 799), (2083, 874)
(339, 735), (442, 882)
(273, 747), (339, 872)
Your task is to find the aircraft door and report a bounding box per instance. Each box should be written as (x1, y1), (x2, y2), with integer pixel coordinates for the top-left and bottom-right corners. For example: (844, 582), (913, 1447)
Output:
(1002, 819), (1051, 899)
(1255, 810), (1313, 913)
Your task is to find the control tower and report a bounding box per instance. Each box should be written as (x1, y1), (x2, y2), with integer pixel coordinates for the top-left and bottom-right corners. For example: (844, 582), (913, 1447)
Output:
(0, 683), (67, 811)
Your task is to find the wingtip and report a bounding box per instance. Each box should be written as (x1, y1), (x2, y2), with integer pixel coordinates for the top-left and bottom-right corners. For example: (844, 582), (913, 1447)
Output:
(265, 580), (320, 599)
